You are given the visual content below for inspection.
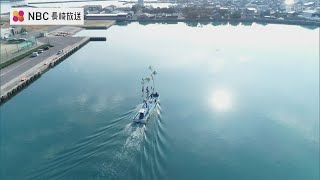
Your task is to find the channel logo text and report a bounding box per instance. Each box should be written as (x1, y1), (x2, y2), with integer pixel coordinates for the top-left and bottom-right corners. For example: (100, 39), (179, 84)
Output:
(10, 8), (84, 25)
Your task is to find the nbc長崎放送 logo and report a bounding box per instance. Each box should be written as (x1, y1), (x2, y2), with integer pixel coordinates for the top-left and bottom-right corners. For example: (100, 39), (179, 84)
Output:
(12, 10), (24, 22)
(10, 8), (84, 25)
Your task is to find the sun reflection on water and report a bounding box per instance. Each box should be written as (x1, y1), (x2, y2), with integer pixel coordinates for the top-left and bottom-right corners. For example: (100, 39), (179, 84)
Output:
(285, 0), (294, 5)
(210, 89), (233, 112)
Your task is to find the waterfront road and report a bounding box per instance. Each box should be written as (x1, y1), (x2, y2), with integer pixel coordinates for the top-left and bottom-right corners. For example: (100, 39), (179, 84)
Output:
(0, 37), (85, 86)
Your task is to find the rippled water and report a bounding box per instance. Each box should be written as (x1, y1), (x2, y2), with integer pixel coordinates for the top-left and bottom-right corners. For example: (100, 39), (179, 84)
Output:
(0, 22), (319, 180)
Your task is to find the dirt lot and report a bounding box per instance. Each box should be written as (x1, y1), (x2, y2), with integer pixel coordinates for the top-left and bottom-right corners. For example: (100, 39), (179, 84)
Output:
(0, 42), (40, 64)
(1, 43), (20, 61)
(1, 17), (52, 33)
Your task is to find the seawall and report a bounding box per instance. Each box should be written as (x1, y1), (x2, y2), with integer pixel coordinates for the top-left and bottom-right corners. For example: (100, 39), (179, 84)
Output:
(0, 37), (106, 105)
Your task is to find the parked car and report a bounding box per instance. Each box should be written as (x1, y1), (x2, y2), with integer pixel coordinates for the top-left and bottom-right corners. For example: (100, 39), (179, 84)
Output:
(57, 50), (63, 55)
(38, 49), (44, 53)
(31, 52), (38, 57)
(18, 38), (27, 42)
(44, 46), (49, 50)
(40, 32), (48, 37)
(49, 44), (54, 47)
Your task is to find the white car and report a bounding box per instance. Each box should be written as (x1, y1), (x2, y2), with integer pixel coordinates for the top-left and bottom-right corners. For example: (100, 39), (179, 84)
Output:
(31, 52), (38, 57)
(57, 50), (63, 55)
(38, 49), (44, 53)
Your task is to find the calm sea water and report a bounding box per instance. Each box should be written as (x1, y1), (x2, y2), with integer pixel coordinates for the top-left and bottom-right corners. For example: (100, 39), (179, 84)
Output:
(0, 22), (319, 180)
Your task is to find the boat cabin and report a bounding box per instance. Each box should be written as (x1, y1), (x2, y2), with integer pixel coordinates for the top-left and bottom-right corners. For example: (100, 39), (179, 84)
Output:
(138, 108), (147, 119)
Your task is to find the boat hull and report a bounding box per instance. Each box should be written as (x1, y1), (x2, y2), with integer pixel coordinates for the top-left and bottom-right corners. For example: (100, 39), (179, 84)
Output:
(133, 95), (159, 124)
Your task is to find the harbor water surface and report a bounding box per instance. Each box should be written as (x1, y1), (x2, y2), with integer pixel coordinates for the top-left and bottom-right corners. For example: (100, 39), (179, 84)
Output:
(0, 22), (319, 180)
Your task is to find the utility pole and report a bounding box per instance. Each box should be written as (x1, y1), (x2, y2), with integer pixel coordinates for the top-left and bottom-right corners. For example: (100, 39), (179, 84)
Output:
(46, 36), (50, 45)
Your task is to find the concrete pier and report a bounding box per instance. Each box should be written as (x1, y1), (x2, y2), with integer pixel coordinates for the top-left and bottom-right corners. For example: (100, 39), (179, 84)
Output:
(0, 37), (105, 105)
(80, 20), (116, 30)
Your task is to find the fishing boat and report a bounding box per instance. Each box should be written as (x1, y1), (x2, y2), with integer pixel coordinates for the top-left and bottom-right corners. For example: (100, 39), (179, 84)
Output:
(133, 93), (160, 123)
(133, 66), (159, 124)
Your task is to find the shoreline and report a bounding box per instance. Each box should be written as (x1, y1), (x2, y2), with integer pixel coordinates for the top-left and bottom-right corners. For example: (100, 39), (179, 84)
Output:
(121, 18), (320, 27)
